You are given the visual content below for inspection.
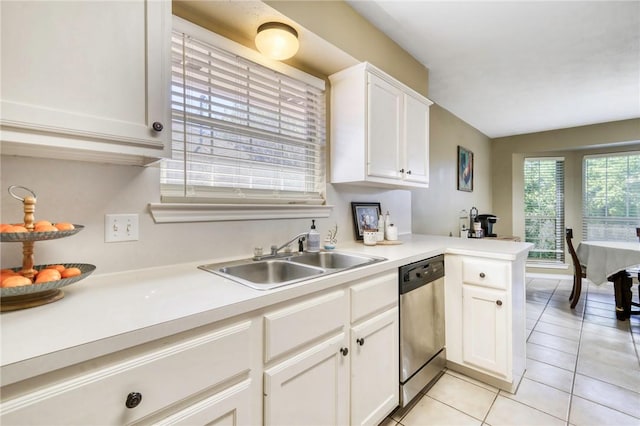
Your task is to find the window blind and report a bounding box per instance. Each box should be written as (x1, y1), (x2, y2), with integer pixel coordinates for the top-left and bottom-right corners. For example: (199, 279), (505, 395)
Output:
(524, 158), (565, 262)
(161, 26), (326, 204)
(583, 152), (640, 241)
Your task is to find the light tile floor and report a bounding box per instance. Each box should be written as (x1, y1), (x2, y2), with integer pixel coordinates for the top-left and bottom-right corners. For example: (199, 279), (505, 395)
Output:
(382, 276), (640, 426)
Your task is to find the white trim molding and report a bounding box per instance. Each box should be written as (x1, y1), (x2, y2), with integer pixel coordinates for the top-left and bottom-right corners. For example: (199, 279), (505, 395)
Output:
(148, 203), (334, 223)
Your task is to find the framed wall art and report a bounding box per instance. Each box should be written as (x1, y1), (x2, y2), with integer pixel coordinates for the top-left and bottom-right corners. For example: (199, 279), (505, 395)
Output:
(351, 202), (382, 240)
(457, 146), (474, 192)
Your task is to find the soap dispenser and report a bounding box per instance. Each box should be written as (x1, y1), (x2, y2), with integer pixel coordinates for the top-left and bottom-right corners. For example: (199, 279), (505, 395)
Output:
(307, 220), (320, 252)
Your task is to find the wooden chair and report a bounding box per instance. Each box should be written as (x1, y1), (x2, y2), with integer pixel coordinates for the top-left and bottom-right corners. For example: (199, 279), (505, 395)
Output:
(566, 228), (586, 309)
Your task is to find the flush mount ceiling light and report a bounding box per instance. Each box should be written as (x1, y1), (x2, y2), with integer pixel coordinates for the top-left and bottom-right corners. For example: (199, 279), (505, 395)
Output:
(255, 22), (299, 60)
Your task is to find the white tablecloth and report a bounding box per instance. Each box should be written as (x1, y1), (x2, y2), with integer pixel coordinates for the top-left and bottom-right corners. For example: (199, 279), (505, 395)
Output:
(577, 241), (640, 285)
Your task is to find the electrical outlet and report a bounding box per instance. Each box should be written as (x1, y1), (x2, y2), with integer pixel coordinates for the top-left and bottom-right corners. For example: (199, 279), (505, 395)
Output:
(105, 214), (139, 242)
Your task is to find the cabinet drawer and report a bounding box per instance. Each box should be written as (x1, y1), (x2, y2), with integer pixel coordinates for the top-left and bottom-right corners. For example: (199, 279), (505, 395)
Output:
(350, 272), (397, 323)
(462, 258), (510, 289)
(0, 321), (253, 425)
(264, 290), (346, 362)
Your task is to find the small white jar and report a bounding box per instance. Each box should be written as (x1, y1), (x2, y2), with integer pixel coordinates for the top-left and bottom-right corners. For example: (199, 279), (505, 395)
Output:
(363, 230), (377, 246)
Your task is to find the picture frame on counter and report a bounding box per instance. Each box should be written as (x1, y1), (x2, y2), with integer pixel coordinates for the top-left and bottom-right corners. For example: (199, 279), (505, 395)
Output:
(457, 145), (474, 192)
(351, 202), (382, 240)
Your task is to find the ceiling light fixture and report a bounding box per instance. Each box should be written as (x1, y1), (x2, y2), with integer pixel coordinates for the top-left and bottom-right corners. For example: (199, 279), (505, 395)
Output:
(255, 22), (299, 60)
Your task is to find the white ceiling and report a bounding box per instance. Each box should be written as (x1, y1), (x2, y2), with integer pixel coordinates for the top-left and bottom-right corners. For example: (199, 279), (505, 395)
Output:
(346, 1), (640, 138)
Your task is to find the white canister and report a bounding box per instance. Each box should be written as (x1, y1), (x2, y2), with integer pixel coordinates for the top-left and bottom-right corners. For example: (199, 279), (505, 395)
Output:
(385, 224), (398, 241)
(363, 230), (377, 246)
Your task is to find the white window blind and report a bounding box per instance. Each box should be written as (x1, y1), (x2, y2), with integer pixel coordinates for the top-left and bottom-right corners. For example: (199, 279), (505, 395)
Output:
(161, 22), (326, 205)
(583, 152), (640, 241)
(524, 158), (565, 262)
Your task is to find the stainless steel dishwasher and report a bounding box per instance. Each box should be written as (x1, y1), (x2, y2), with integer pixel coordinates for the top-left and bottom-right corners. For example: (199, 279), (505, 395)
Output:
(399, 254), (446, 407)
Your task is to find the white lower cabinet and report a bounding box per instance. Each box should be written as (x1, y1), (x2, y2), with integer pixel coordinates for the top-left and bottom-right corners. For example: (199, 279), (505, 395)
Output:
(150, 379), (253, 426)
(0, 270), (400, 425)
(264, 333), (349, 426)
(263, 271), (399, 426)
(350, 307), (399, 426)
(461, 285), (508, 377)
(445, 254), (527, 392)
(0, 320), (257, 426)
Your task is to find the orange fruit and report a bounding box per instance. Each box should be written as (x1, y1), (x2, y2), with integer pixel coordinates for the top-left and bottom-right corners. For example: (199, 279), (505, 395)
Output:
(1, 270), (18, 282)
(61, 267), (81, 278)
(2, 225), (28, 233)
(45, 264), (66, 273)
(34, 224), (58, 232)
(0, 224), (11, 232)
(34, 220), (52, 228)
(54, 222), (75, 231)
(35, 269), (61, 283)
(1, 275), (32, 288)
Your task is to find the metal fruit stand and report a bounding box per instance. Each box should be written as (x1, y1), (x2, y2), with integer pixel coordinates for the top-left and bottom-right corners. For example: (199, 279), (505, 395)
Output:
(1, 186), (95, 311)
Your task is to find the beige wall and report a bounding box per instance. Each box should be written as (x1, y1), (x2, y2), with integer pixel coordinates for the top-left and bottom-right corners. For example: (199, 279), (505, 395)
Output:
(492, 118), (640, 274)
(412, 105), (493, 236)
(266, 1), (493, 237)
(266, 0), (429, 96)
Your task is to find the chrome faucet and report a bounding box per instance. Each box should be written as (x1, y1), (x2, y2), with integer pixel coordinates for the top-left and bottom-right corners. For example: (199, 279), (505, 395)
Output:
(253, 232), (308, 260)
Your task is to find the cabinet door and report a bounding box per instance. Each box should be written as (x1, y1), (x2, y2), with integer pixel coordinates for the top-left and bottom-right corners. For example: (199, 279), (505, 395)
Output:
(403, 93), (430, 185)
(264, 333), (349, 426)
(0, 0), (170, 163)
(366, 73), (402, 180)
(462, 285), (509, 377)
(351, 308), (399, 426)
(150, 380), (253, 426)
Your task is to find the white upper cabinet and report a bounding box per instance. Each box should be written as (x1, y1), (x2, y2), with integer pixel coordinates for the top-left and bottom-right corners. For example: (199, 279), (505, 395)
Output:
(0, 0), (171, 165)
(329, 62), (433, 188)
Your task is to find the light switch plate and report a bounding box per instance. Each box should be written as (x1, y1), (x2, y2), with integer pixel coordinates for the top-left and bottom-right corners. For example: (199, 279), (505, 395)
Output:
(105, 214), (139, 242)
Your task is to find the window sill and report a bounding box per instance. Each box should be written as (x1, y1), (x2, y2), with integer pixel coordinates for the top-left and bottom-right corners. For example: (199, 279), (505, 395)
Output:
(526, 262), (569, 270)
(148, 203), (334, 223)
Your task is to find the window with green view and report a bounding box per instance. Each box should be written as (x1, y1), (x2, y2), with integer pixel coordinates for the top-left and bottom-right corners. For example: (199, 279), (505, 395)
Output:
(583, 152), (640, 241)
(524, 158), (565, 262)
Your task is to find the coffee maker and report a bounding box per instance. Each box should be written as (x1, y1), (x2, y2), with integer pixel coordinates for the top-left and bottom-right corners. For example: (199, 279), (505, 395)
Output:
(477, 214), (498, 237)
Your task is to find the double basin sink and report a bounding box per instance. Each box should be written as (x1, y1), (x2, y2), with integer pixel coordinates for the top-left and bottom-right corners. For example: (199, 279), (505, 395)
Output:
(199, 251), (386, 290)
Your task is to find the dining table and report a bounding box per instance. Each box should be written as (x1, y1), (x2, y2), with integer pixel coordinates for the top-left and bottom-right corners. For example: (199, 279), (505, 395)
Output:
(577, 241), (640, 320)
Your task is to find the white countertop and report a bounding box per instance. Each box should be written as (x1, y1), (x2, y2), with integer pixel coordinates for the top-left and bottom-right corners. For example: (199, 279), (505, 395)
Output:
(0, 234), (531, 386)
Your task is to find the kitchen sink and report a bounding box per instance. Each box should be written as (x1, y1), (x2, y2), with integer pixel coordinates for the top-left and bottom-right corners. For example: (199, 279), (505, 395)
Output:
(288, 251), (382, 269)
(199, 251), (386, 290)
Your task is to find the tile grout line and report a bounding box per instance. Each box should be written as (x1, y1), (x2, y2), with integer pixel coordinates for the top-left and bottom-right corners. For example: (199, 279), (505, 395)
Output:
(564, 278), (588, 426)
(529, 278), (578, 425)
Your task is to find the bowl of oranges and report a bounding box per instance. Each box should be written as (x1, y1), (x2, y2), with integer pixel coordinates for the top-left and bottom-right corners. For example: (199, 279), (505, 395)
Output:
(1, 263), (96, 298)
(0, 221), (83, 242)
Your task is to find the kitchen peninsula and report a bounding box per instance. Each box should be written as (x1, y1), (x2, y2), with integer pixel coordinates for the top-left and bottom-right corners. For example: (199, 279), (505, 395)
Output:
(1, 235), (531, 425)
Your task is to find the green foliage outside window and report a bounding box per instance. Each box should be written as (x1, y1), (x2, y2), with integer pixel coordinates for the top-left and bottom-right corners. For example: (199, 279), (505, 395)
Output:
(524, 159), (564, 262)
(583, 153), (640, 241)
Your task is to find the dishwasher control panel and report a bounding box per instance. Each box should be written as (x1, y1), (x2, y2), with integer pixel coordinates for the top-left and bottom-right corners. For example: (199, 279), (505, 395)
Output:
(399, 254), (445, 294)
